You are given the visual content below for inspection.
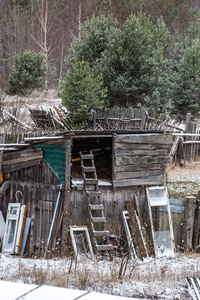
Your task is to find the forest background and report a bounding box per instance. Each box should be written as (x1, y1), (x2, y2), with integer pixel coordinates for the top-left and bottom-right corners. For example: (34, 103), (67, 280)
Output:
(2, 0), (200, 124)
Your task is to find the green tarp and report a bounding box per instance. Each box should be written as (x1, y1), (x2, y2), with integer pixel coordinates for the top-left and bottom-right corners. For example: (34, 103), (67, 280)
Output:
(32, 144), (66, 185)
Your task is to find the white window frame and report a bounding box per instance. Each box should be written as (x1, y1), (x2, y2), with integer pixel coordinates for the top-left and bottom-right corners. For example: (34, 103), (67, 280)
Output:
(69, 226), (94, 259)
(2, 203), (21, 253)
(146, 186), (175, 258)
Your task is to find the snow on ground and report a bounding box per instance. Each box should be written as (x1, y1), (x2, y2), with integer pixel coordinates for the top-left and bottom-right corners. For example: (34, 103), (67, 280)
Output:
(0, 253), (198, 299)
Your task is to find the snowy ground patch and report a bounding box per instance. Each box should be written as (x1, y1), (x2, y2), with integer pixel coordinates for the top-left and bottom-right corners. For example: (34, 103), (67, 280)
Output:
(0, 253), (198, 299)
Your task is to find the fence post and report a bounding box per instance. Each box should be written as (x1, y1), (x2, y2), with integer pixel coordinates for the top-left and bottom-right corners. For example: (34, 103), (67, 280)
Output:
(182, 196), (196, 252)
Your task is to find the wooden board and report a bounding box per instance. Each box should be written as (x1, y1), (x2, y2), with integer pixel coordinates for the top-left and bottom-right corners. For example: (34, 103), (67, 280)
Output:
(115, 170), (163, 180)
(115, 156), (171, 166)
(115, 143), (170, 151)
(3, 159), (41, 174)
(115, 149), (168, 156)
(3, 149), (43, 166)
(113, 133), (172, 187)
(115, 134), (173, 144)
(114, 164), (164, 172)
(113, 175), (164, 187)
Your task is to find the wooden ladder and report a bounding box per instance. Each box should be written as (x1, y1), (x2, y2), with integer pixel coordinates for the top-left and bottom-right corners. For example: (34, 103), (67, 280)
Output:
(80, 151), (113, 255)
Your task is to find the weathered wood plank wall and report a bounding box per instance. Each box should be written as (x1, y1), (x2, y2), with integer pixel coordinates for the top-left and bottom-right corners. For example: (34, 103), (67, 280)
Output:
(113, 133), (172, 187)
(69, 186), (149, 237)
(0, 159), (63, 257)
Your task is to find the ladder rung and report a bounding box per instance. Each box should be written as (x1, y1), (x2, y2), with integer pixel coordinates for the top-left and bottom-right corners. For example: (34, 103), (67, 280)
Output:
(83, 166), (96, 172)
(89, 204), (104, 210)
(93, 230), (110, 237)
(85, 179), (98, 184)
(96, 244), (113, 251)
(80, 154), (93, 159)
(91, 217), (106, 223)
(86, 191), (101, 197)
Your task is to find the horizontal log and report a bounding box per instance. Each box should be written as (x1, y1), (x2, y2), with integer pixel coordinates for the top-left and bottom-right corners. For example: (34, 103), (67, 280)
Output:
(3, 159), (42, 174)
(115, 149), (168, 156)
(113, 175), (164, 187)
(114, 170), (163, 180)
(114, 164), (164, 172)
(3, 148), (43, 160)
(114, 143), (170, 151)
(115, 133), (172, 144)
(115, 156), (171, 166)
(3, 154), (43, 166)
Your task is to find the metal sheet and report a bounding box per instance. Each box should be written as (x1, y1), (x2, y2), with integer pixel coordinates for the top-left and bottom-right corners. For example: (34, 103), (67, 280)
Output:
(19, 217), (31, 257)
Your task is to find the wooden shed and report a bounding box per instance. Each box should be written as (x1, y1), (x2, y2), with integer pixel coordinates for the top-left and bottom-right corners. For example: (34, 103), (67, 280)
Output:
(0, 129), (172, 256)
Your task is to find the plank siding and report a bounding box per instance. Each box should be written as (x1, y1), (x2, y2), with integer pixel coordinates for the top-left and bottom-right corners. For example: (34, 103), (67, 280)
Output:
(115, 133), (172, 144)
(69, 187), (148, 234)
(113, 133), (172, 187)
(0, 160), (63, 257)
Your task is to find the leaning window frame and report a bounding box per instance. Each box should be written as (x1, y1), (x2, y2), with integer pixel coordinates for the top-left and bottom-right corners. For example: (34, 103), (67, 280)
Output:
(146, 186), (176, 257)
(69, 226), (94, 259)
(2, 203), (21, 254)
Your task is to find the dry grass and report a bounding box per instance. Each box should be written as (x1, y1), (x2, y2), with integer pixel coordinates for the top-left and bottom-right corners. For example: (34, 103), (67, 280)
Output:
(166, 162), (200, 198)
(0, 253), (198, 298)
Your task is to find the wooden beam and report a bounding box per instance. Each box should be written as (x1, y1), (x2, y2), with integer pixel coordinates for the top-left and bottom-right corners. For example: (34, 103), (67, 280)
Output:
(115, 133), (173, 144)
(173, 133), (200, 136)
(24, 136), (64, 142)
(115, 149), (168, 156)
(114, 164), (164, 172)
(62, 137), (72, 255)
(0, 143), (29, 147)
(113, 175), (164, 187)
(115, 155), (171, 166)
(3, 154), (43, 166)
(115, 170), (163, 180)
(115, 143), (170, 151)
(3, 159), (42, 174)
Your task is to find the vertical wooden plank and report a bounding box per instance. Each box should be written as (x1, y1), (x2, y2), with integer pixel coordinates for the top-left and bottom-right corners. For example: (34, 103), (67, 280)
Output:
(182, 196), (196, 251)
(62, 137), (72, 254)
(193, 191), (200, 249)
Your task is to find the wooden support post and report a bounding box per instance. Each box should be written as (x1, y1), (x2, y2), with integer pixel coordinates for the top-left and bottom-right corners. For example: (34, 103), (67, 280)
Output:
(193, 191), (200, 250)
(61, 137), (72, 255)
(182, 196), (196, 252)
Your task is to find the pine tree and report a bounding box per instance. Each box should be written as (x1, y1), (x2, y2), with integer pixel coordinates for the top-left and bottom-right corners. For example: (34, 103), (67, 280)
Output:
(60, 59), (107, 128)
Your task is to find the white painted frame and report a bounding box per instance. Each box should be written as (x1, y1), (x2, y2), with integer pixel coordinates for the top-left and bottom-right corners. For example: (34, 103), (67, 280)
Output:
(69, 226), (94, 259)
(2, 203), (21, 253)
